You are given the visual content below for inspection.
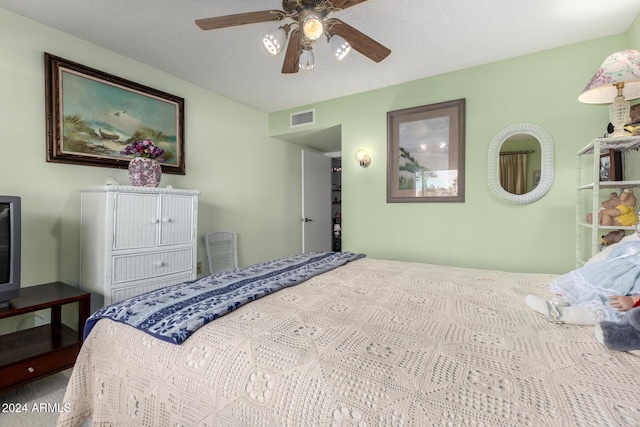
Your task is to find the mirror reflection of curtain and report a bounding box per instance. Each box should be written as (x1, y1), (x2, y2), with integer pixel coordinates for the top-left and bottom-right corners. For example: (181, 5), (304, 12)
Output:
(500, 152), (528, 194)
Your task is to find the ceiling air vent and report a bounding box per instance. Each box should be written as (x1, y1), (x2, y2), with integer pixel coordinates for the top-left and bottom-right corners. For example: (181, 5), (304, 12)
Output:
(290, 109), (315, 127)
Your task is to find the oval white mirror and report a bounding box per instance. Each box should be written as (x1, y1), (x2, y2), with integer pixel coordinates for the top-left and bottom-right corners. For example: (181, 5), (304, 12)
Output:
(488, 123), (554, 205)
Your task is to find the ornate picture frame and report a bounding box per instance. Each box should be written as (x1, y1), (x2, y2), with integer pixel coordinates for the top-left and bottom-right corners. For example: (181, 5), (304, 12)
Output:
(44, 53), (185, 174)
(387, 99), (466, 202)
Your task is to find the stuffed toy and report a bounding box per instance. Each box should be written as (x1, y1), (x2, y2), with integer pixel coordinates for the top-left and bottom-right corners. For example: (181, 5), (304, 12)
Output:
(627, 103), (640, 135)
(595, 306), (640, 351)
(586, 192), (620, 224)
(600, 230), (625, 248)
(631, 103), (640, 124)
(596, 189), (638, 226)
(607, 103), (640, 136)
(626, 124), (640, 136)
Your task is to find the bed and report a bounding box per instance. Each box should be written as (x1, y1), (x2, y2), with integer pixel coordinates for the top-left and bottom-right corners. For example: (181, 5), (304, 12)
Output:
(57, 253), (640, 426)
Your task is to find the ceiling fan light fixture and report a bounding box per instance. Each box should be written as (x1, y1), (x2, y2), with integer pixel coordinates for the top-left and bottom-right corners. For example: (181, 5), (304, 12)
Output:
(302, 14), (324, 40)
(263, 27), (287, 55)
(299, 47), (315, 71)
(195, 2), (392, 75)
(329, 34), (351, 61)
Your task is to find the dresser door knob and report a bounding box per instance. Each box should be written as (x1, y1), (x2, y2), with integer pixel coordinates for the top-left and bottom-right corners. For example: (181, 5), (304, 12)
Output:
(28, 367), (35, 373)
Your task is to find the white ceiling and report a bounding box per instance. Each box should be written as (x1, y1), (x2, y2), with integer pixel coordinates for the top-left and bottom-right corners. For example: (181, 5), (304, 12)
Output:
(2, 0), (640, 115)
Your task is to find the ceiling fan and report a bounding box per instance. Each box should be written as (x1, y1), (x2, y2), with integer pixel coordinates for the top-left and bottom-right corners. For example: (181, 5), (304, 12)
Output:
(195, 0), (391, 73)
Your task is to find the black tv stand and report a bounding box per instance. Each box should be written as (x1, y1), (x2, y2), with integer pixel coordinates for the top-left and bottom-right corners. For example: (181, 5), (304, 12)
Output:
(0, 282), (90, 392)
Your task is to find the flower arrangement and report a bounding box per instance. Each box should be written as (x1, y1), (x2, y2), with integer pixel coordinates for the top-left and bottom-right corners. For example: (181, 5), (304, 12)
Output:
(120, 139), (165, 162)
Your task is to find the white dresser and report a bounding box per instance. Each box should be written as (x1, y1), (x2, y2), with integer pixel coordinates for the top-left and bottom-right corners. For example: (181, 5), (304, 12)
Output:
(80, 185), (199, 310)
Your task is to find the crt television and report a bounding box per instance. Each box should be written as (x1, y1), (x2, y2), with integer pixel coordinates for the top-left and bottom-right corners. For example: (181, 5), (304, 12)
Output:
(0, 195), (21, 308)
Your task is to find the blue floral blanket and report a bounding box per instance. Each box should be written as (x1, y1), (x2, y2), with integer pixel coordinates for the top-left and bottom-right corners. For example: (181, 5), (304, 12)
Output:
(84, 251), (365, 344)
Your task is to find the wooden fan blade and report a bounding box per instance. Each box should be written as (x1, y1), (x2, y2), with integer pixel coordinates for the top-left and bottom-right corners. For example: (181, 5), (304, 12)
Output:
(329, 0), (370, 10)
(328, 19), (391, 63)
(282, 28), (301, 74)
(195, 10), (284, 30)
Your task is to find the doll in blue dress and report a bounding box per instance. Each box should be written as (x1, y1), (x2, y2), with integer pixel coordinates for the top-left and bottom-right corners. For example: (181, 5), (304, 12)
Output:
(526, 238), (640, 325)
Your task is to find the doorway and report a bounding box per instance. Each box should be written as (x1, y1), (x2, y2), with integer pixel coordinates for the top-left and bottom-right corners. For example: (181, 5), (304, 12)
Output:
(272, 125), (342, 253)
(302, 150), (332, 253)
(331, 157), (342, 251)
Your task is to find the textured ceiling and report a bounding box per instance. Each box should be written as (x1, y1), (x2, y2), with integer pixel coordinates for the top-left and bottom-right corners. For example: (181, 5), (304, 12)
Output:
(1, 0), (640, 114)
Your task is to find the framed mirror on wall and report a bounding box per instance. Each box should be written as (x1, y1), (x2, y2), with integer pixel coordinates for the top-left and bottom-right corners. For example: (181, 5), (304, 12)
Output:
(488, 123), (554, 205)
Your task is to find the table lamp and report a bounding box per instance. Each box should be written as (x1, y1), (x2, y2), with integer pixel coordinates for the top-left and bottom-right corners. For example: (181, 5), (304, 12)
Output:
(578, 49), (640, 138)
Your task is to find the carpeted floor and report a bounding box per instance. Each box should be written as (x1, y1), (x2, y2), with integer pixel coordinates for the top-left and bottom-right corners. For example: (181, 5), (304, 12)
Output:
(0, 368), (73, 427)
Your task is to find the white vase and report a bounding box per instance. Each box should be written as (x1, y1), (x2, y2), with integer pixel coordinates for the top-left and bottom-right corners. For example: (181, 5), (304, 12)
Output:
(128, 158), (162, 187)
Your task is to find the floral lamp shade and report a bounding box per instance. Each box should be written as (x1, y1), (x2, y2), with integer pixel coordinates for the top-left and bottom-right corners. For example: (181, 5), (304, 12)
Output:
(578, 49), (640, 138)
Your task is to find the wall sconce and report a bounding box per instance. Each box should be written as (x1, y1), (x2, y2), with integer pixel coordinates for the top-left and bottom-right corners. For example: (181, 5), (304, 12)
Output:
(355, 149), (371, 168)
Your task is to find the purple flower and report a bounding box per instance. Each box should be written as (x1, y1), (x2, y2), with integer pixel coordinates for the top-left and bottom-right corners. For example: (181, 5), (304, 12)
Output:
(120, 139), (165, 161)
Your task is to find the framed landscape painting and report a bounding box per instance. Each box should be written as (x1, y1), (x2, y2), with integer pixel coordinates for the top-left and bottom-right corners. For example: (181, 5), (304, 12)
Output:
(387, 99), (466, 202)
(44, 53), (185, 174)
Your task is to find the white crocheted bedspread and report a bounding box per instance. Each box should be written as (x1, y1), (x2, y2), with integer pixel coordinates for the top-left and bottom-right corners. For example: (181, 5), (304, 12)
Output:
(57, 258), (640, 426)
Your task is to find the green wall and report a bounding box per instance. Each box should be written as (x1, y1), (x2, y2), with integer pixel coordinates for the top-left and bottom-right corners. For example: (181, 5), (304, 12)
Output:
(2, 3), (639, 312)
(0, 6), (304, 303)
(630, 13), (640, 46)
(270, 19), (640, 274)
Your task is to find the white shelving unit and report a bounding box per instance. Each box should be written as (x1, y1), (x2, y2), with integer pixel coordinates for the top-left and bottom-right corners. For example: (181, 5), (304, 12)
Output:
(576, 136), (640, 267)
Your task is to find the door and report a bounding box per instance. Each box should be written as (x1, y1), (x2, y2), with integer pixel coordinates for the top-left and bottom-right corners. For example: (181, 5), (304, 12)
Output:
(113, 193), (158, 249)
(159, 195), (195, 246)
(302, 150), (332, 253)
